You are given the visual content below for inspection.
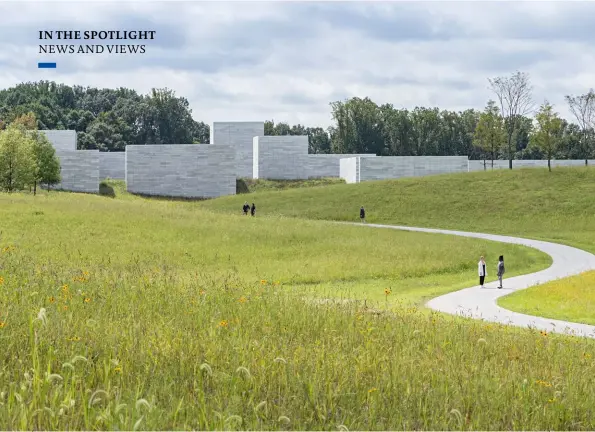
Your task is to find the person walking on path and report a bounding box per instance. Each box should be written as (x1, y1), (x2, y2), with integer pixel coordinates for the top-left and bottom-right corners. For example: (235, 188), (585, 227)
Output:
(242, 202), (250, 215)
(250, 203), (256, 217)
(360, 206), (366, 223)
(478, 256), (487, 288)
(497, 255), (505, 289)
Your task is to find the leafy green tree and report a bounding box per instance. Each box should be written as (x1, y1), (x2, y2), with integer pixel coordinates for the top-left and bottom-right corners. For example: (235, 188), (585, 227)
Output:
(531, 101), (563, 172)
(474, 100), (505, 168)
(307, 127), (331, 154)
(30, 131), (61, 194)
(0, 125), (35, 192)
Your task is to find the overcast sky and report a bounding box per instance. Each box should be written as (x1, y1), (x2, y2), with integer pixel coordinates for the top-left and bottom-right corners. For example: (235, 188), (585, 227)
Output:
(0, 1), (594, 127)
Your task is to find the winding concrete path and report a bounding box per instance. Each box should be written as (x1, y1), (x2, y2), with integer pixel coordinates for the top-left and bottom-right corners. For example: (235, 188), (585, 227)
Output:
(348, 223), (595, 339)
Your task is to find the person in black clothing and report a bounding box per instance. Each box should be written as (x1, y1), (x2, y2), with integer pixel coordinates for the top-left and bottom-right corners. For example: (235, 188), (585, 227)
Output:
(250, 203), (256, 217)
(360, 206), (366, 223)
(242, 202), (249, 215)
(497, 255), (505, 289)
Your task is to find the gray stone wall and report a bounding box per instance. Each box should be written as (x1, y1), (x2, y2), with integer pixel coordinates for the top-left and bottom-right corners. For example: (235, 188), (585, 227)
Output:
(99, 152), (126, 179)
(211, 122), (265, 178)
(469, 159), (595, 171)
(39, 130), (77, 151)
(252, 136), (310, 179)
(340, 157), (359, 184)
(53, 150), (99, 193)
(341, 156), (468, 183)
(359, 156), (468, 182)
(126, 144), (236, 198)
(306, 154), (376, 178)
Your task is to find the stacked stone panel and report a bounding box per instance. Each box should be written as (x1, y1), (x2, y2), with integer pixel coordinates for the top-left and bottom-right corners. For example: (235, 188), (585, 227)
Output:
(125, 144), (236, 198)
(53, 150), (100, 193)
(211, 122), (265, 178)
(99, 152), (126, 179)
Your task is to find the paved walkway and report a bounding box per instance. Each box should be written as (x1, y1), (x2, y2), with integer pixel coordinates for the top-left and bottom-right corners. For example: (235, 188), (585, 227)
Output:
(347, 223), (595, 338)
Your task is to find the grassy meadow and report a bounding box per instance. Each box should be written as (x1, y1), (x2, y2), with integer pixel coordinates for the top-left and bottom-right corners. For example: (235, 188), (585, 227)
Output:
(2, 187), (589, 430)
(499, 270), (595, 325)
(200, 167), (595, 324)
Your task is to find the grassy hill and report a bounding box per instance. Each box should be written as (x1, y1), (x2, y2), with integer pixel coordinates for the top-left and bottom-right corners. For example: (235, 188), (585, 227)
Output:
(3, 187), (590, 430)
(201, 167), (595, 252)
(200, 167), (595, 325)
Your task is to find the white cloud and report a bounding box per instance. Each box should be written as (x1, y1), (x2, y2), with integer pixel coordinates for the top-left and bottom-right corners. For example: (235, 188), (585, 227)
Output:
(0, 1), (594, 127)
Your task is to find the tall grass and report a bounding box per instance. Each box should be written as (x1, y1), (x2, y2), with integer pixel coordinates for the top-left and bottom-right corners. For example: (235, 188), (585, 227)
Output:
(0, 192), (549, 305)
(1, 245), (595, 429)
(0, 189), (578, 429)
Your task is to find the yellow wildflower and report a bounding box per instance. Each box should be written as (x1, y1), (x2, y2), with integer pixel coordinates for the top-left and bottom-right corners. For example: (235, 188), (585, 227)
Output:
(368, 387), (377, 394)
(84, 298), (91, 303)
(0, 276), (4, 285)
(260, 280), (267, 285)
(114, 366), (122, 374)
(69, 336), (81, 342)
(62, 284), (69, 292)
(0, 321), (6, 329)
(49, 296), (56, 303)
(218, 320), (229, 328)
(384, 288), (391, 295)
(239, 296), (247, 304)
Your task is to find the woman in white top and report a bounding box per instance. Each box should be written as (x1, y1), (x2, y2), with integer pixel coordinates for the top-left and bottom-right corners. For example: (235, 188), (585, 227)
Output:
(478, 256), (487, 288)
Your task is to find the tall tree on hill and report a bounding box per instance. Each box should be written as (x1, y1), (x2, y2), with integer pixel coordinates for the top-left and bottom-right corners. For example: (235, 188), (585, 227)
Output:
(474, 100), (505, 169)
(531, 101), (563, 172)
(149, 88), (195, 144)
(330, 98), (384, 154)
(565, 90), (595, 165)
(306, 127), (331, 154)
(30, 130), (61, 194)
(488, 71), (534, 169)
(0, 124), (35, 192)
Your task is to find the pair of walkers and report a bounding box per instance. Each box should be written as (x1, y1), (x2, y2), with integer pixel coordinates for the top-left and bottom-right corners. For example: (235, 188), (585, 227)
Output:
(478, 255), (505, 289)
(242, 202), (256, 217)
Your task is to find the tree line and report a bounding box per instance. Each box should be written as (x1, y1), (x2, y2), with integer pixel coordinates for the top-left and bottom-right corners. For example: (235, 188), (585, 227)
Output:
(0, 81), (209, 150)
(1, 74), (594, 169)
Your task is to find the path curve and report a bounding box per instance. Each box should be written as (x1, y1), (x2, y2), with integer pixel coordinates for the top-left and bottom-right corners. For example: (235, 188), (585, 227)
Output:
(345, 222), (595, 339)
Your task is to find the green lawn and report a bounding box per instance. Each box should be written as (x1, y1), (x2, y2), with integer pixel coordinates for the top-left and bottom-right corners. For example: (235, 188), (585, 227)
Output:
(499, 270), (595, 325)
(4, 189), (592, 430)
(200, 167), (595, 324)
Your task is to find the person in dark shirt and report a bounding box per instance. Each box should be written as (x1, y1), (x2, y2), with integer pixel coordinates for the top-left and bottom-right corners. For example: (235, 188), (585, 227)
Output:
(242, 202), (249, 215)
(497, 255), (505, 289)
(250, 203), (256, 217)
(360, 206), (366, 223)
